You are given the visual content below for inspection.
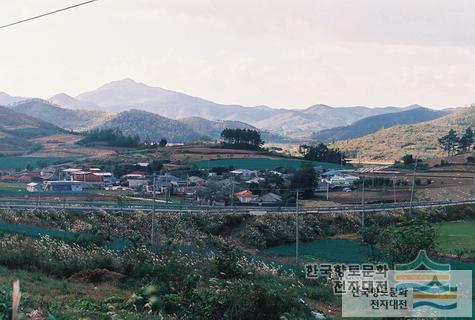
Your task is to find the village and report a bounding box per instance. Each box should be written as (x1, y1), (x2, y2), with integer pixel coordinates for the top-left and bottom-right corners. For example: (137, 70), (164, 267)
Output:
(0, 161), (361, 206)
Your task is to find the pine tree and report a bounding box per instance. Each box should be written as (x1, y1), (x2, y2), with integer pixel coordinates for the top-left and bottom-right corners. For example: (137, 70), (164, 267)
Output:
(438, 129), (458, 156)
(458, 128), (474, 152)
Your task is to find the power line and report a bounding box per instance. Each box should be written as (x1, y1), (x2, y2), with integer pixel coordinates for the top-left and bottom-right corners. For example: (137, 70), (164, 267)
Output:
(0, 0), (99, 30)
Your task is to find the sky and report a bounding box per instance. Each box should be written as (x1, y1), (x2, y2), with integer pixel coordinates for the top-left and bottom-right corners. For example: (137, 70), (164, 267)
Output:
(0, 0), (474, 109)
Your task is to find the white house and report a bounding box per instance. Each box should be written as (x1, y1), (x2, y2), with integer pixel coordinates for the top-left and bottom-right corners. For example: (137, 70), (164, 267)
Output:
(260, 192), (282, 204)
(320, 170), (359, 187)
(43, 181), (86, 193)
(26, 182), (41, 192)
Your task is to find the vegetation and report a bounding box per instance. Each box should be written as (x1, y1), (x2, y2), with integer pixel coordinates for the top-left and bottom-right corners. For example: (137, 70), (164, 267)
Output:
(100, 109), (202, 143)
(0, 209), (350, 319)
(0, 156), (77, 170)
(220, 128), (264, 149)
(438, 127), (474, 156)
(312, 107), (447, 143)
(331, 105), (475, 159)
(299, 143), (346, 164)
(159, 138), (168, 147)
(290, 164), (317, 198)
(79, 128), (141, 148)
(437, 220), (475, 254)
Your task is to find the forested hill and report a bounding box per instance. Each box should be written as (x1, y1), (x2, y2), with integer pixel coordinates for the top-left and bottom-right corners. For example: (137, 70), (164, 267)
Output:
(99, 109), (202, 143)
(332, 105), (475, 160)
(0, 105), (62, 156)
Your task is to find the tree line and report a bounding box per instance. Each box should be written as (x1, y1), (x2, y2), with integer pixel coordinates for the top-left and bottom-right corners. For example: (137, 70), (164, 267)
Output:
(299, 143), (346, 164)
(220, 129), (264, 149)
(79, 128), (141, 148)
(438, 127), (474, 156)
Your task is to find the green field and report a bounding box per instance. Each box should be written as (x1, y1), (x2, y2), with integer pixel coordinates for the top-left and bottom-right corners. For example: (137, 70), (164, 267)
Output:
(192, 157), (350, 170)
(437, 220), (475, 253)
(261, 239), (371, 263)
(0, 182), (26, 192)
(0, 156), (78, 169)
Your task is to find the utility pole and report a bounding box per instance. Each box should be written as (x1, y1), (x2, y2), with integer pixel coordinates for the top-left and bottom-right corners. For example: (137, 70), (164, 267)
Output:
(36, 188), (41, 210)
(165, 173), (169, 204)
(409, 157), (418, 214)
(151, 174), (156, 244)
(361, 176), (365, 228)
(472, 174), (475, 200)
(393, 175), (397, 203)
(231, 176), (235, 213)
(295, 190), (300, 265)
(326, 181), (330, 200)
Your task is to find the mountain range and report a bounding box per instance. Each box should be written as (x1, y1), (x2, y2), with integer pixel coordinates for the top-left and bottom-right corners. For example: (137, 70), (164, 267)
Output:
(21, 78), (439, 139)
(8, 99), (285, 143)
(0, 78), (458, 155)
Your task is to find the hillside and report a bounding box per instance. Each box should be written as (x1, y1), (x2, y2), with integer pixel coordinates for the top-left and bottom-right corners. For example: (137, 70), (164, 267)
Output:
(178, 116), (288, 142)
(0, 105), (62, 156)
(332, 105), (475, 160)
(10, 100), (283, 143)
(99, 109), (202, 143)
(253, 104), (416, 138)
(313, 107), (448, 143)
(12, 99), (115, 131)
(179, 117), (255, 138)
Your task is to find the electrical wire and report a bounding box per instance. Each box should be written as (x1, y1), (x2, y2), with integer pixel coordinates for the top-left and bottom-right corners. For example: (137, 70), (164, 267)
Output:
(0, 0), (99, 30)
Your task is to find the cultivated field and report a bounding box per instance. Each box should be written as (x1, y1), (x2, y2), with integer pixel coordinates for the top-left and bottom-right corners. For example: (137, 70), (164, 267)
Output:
(437, 220), (475, 253)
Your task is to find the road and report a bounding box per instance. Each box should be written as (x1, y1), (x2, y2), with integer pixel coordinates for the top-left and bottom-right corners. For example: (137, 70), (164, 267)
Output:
(0, 198), (473, 215)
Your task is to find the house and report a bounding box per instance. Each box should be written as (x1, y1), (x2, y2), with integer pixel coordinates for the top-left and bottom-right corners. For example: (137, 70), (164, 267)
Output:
(230, 169), (258, 180)
(72, 171), (104, 184)
(136, 163), (149, 168)
(43, 181), (86, 193)
(244, 177), (265, 185)
(61, 168), (82, 180)
(155, 174), (184, 193)
(17, 173), (37, 183)
(26, 182), (41, 192)
(260, 192), (282, 204)
(188, 176), (206, 186)
(39, 169), (56, 181)
(123, 173), (148, 189)
(93, 172), (115, 185)
(321, 170), (359, 187)
(234, 190), (259, 203)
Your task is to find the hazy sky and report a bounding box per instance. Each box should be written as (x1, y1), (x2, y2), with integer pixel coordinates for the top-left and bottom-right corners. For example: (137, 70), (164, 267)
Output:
(1, 0), (474, 109)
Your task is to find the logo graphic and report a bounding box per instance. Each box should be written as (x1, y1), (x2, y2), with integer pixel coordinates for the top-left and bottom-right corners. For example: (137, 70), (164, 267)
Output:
(340, 250), (472, 317)
(394, 250), (457, 312)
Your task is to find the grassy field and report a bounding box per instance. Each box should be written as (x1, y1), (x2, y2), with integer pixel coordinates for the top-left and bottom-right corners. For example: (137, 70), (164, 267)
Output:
(0, 266), (131, 319)
(192, 157), (350, 170)
(0, 182), (26, 192)
(261, 239), (371, 263)
(437, 220), (475, 253)
(0, 156), (78, 169)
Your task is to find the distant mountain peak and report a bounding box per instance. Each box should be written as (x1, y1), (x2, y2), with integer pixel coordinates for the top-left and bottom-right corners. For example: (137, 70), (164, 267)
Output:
(0, 91), (26, 106)
(49, 93), (99, 110)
